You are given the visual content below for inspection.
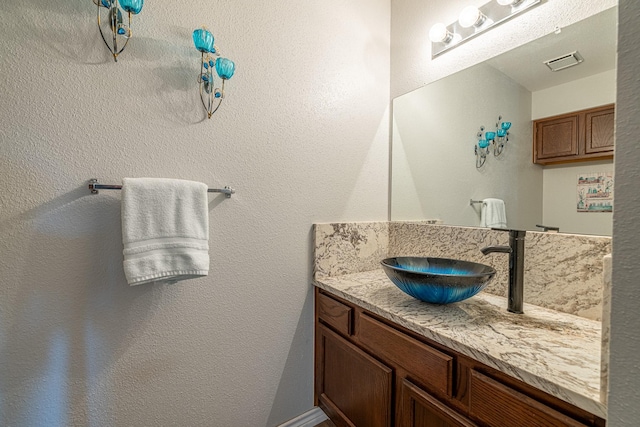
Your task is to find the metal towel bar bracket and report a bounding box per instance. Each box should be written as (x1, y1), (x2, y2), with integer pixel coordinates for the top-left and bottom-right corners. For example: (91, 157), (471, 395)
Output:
(88, 179), (235, 198)
(470, 199), (486, 206)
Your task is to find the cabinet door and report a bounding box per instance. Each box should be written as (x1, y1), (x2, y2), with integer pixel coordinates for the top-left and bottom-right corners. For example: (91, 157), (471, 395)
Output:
(533, 104), (615, 164)
(534, 114), (579, 162)
(469, 370), (590, 427)
(399, 378), (478, 427)
(585, 106), (615, 155)
(316, 324), (392, 427)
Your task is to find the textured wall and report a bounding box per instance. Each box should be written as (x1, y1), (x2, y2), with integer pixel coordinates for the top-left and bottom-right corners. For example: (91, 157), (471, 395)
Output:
(608, 1), (640, 425)
(0, 1), (390, 426)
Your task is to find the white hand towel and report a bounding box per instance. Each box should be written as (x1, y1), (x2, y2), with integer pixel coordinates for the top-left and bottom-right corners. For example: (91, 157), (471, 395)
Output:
(121, 178), (209, 286)
(481, 198), (507, 228)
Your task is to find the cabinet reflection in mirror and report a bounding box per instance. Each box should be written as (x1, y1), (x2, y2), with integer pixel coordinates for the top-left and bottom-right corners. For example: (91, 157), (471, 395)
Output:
(391, 7), (616, 236)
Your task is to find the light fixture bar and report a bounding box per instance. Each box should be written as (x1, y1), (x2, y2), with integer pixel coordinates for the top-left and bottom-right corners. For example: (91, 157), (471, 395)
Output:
(431, 0), (543, 59)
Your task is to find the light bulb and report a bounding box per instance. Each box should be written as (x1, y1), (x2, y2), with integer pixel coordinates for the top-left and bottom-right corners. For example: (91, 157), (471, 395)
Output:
(429, 23), (452, 43)
(458, 6), (484, 28)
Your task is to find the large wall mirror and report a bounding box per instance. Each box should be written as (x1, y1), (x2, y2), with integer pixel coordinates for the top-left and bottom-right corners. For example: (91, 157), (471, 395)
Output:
(391, 7), (616, 236)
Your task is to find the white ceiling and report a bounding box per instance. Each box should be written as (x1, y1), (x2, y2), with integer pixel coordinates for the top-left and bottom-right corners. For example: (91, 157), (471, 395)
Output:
(486, 7), (617, 92)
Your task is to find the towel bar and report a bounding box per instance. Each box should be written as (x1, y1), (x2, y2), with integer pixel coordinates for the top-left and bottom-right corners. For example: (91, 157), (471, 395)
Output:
(88, 179), (235, 198)
(470, 199), (486, 206)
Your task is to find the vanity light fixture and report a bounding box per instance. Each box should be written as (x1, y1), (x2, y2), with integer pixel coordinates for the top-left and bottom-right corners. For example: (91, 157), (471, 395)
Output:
(429, 0), (542, 58)
(193, 26), (236, 119)
(93, 0), (144, 62)
(474, 116), (512, 168)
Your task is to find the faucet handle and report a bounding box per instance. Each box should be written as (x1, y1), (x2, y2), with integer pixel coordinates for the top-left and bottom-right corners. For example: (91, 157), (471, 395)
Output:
(490, 227), (522, 232)
(536, 224), (559, 232)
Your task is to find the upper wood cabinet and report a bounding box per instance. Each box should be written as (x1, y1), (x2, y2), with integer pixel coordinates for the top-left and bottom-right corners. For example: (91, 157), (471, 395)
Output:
(533, 104), (614, 165)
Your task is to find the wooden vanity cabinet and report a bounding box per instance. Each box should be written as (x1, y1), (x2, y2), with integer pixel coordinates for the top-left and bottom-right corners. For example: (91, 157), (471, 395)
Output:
(533, 104), (614, 165)
(314, 288), (606, 427)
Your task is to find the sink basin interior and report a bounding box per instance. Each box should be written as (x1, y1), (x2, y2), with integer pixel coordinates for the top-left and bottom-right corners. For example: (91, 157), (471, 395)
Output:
(391, 257), (492, 276)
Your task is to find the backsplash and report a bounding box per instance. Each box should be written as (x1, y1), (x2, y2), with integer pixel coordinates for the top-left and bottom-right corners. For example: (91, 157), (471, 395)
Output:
(522, 231), (611, 320)
(314, 222), (611, 321)
(314, 222), (389, 277)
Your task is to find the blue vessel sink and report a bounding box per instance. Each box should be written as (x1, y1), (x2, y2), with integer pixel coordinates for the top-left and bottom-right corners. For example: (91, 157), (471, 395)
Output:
(380, 257), (496, 304)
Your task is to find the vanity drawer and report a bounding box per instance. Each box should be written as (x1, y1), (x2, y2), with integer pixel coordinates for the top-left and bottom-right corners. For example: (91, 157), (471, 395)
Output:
(358, 313), (453, 397)
(317, 292), (353, 336)
(469, 370), (589, 427)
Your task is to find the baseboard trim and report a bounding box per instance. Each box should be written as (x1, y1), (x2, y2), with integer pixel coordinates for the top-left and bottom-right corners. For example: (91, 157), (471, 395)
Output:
(278, 407), (328, 427)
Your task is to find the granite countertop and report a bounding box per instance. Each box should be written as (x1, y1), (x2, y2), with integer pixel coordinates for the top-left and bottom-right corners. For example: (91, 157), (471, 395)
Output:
(314, 269), (605, 419)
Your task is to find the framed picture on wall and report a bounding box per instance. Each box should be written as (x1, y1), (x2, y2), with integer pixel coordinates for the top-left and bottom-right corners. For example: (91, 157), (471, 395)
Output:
(577, 172), (614, 213)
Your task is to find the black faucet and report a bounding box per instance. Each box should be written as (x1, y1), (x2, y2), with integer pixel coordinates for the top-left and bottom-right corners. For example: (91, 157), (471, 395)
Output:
(480, 229), (526, 314)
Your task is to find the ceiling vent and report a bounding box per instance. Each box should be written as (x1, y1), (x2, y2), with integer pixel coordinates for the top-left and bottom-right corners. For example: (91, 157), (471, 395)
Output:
(543, 51), (584, 72)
